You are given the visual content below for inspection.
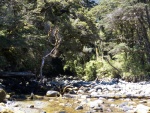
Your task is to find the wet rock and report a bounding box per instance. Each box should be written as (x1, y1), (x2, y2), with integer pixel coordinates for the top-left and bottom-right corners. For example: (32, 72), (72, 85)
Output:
(108, 99), (115, 102)
(59, 103), (65, 106)
(135, 104), (150, 113)
(89, 101), (99, 108)
(11, 94), (26, 100)
(90, 92), (98, 96)
(64, 103), (72, 107)
(118, 102), (128, 108)
(144, 87), (150, 95)
(6, 94), (10, 99)
(89, 99), (104, 108)
(110, 104), (116, 107)
(63, 94), (74, 98)
(95, 99), (104, 104)
(124, 98), (132, 101)
(41, 111), (46, 113)
(111, 78), (119, 84)
(46, 90), (60, 97)
(13, 108), (25, 113)
(1, 108), (14, 113)
(27, 104), (34, 108)
(121, 106), (133, 112)
(80, 99), (89, 105)
(0, 103), (6, 107)
(59, 111), (66, 113)
(13, 103), (20, 107)
(86, 112), (93, 113)
(106, 108), (113, 112)
(80, 95), (89, 99)
(128, 101), (136, 105)
(139, 100), (147, 103)
(93, 106), (103, 111)
(29, 93), (43, 100)
(0, 89), (6, 102)
(77, 89), (84, 94)
(88, 89), (95, 93)
(75, 105), (83, 110)
(94, 85), (102, 91)
(68, 90), (76, 94)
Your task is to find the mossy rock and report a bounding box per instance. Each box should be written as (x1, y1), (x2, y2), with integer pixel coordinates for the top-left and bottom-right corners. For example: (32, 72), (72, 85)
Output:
(0, 89), (6, 102)
(1, 108), (14, 113)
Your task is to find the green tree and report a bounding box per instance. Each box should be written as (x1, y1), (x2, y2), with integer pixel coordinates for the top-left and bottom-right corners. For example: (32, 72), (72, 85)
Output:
(0, 0), (99, 79)
(89, 0), (150, 81)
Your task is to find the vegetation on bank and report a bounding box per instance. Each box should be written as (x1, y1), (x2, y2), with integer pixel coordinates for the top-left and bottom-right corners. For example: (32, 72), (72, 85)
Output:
(0, 0), (150, 81)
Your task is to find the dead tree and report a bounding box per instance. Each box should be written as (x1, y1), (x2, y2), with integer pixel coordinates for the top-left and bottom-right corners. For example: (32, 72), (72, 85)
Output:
(40, 26), (62, 78)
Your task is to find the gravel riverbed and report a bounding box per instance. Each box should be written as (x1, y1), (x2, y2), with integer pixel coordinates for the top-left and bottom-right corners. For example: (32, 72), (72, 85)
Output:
(1, 77), (150, 113)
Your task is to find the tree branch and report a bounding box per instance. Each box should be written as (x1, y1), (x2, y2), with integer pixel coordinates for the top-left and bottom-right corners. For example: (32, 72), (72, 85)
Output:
(39, 27), (62, 78)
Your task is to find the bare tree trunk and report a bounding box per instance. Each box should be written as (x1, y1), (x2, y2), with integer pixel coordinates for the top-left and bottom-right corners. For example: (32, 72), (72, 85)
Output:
(39, 26), (62, 78)
(40, 46), (58, 78)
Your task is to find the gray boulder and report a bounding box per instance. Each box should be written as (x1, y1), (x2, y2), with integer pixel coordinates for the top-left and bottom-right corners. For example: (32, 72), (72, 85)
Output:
(46, 90), (60, 97)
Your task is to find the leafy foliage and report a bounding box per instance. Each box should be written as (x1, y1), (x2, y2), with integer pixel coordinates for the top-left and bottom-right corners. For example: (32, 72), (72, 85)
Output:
(1, 0), (150, 81)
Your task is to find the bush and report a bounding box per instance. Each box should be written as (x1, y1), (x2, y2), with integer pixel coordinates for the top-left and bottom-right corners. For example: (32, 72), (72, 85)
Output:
(83, 60), (97, 81)
(83, 60), (104, 81)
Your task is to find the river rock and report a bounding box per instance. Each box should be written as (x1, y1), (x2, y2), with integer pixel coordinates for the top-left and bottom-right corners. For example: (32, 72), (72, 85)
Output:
(41, 111), (46, 113)
(46, 90), (60, 97)
(89, 101), (99, 108)
(144, 88), (150, 95)
(94, 85), (102, 91)
(121, 106), (133, 112)
(139, 100), (147, 103)
(1, 108), (14, 113)
(95, 99), (104, 104)
(93, 106), (103, 111)
(135, 104), (150, 113)
(58, 111), (66, 113)
(90, 92), (98, 96)
(89, 99), (104, 108)
(77, 89), (85, 94)
(118, 102), (128, 108)
(27, 104), (34, 108)
(108, 99), (115, 102)
(0, 89), (6, 102)
(75, 105), (83, 110)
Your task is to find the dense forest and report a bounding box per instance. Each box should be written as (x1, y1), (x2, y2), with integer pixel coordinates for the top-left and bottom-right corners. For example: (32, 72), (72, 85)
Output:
(0, 0), (150, 81)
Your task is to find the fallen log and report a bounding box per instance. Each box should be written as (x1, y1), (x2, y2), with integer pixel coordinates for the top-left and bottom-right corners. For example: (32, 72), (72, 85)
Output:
(0, 72), (35, 78)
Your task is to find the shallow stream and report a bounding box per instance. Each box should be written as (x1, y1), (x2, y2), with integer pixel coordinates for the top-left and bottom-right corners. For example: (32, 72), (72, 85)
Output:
(14, 96), (150, 113)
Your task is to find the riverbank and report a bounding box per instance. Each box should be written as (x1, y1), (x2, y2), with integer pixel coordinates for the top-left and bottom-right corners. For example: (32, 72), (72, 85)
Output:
(0, 77), (150, 113)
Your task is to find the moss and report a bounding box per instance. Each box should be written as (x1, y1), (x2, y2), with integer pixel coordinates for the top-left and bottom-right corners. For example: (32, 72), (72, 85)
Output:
(0, 89), (6, 102)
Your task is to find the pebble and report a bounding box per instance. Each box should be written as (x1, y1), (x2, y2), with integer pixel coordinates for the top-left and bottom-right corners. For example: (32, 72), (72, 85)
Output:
(75, 105), (83, 110)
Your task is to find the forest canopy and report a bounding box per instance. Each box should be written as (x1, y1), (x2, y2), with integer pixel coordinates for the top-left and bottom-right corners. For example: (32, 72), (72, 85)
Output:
(0, 0), (150, 81)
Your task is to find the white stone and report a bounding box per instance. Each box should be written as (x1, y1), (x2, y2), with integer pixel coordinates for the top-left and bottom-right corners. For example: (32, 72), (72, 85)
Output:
(89, 99), (104, 108)
(90, 92), (98, 96)
(134, 104), (150, 113)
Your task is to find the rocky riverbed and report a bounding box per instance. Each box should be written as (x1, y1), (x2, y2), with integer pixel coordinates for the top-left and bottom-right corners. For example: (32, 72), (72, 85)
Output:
(0, 76), (150, 113)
